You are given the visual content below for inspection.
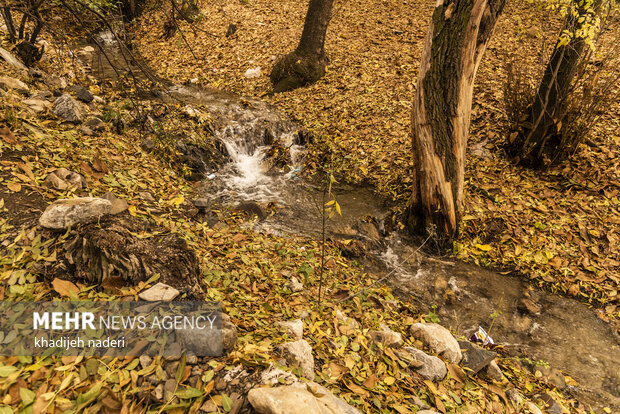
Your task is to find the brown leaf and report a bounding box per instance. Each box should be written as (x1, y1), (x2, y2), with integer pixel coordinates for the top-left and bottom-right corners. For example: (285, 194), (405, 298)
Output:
(362, 374), (378, 388)
(346, 381), (368, 396)
(447, 363), (467, 384)
(92, 158), (109, 173)
(52, 278), (79, 297)
(0, 126), (18, 145)
(80, 161), (94, 177)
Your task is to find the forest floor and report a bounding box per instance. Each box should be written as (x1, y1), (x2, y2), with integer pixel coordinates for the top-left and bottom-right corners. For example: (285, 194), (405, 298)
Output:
(133, 0), (620, 320)
(0, 0), (618, 413)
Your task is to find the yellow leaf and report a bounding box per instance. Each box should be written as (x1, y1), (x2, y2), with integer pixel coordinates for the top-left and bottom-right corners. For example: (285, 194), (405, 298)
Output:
(334, 201), (341, 216)
(52, 278), (79, 297)
(383, 376), (395, 385)
(128, 205), (137, 216)
(7, 181), (21, 192)
(475, 244), (493, 252)
(171, 195), (184, 206)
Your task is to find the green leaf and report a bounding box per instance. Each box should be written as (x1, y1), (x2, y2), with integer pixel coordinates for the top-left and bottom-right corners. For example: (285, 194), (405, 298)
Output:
(222, 394), (233, 412)
(0, 365), (18, 377)
(20, 387), (36, 406)
(175, 387), (203, 399)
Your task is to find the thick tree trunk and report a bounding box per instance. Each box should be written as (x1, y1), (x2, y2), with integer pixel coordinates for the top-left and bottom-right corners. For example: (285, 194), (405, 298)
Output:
(509, 0), (602, 167)
(270, 0), (334, 93)
(407, 0), (505, 241)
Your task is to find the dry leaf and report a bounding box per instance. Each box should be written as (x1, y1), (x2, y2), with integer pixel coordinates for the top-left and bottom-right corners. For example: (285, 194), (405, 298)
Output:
(52, 278), (79, 297)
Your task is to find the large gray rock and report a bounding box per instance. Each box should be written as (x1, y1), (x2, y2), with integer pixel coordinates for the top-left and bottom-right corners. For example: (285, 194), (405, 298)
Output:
(404, 347), (447, 381)
(0, 76), (29, 94)
(458, 340), (497, 374)
(410, 323), (462, 363)
(278, 319), (303, 340)
(39, 197), (111, 230)
(279, 339), (314, 379)
(53, 94), (82, 123)
(248, 382), (361, 414)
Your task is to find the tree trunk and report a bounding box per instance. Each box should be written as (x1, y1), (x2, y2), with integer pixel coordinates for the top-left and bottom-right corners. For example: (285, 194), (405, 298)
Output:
(407, 0), (505, 241)
(270, 0), (334, 93)
(508, 0), (602, 167)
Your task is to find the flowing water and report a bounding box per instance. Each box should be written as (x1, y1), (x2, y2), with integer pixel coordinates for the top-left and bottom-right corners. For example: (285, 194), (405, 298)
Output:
(87, 35), (620, 412)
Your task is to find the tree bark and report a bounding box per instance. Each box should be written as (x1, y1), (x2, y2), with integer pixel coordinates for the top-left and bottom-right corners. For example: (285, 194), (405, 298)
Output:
(270, 0), (334, 93)
(508, 0), (603, 167)
(407, 0), (505, 241)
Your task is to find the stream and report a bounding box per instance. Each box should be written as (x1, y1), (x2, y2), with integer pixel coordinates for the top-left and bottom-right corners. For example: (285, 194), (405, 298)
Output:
(85, 35), (620, 412)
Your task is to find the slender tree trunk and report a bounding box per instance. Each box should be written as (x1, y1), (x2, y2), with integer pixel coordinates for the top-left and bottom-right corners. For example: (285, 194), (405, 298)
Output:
(407, 0), (505, 241)
(270, 0), (334, 93)
(508, 0), (603, 167)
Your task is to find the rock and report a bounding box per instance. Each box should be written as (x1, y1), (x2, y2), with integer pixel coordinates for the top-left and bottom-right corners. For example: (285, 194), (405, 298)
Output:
(199, 400), (218, 412)
(0, 76), (30, 94)
(0, 46), (27, 70)
(165, 361), (180, 377)
(164, 343), (182, 362)
(53, 94), (82, 123)
(278, 319), (303, 340)
(139, 282), (180, 301)
(244, 67), (261, 79)
(45, 75), (67, 90)
(177, 313), (237, 355)
(101, 191), (128, 214)
(357, 221), (381, 243)
(404, 347), (447, 381)
(44, 168), (87, 191)
(68, 85), (94, 103)
(139, 355), (152, 369)
(537, 393), (562, 414)
(248, 381), (361, 414)
(506, 388), (523, 407)
(193, 198), (211, 211)
(186, 352), (198, 365)
(79, 125), (95, 136)
(151, 383), (164, 402)
(458, 341), (497, 374)
(517, 298), (542, 315)
(31, 90), (53, 100)
(84, 116), (105, 131)
(234, 201), (266, 220)
(141, 138), (155, 153)
(524, 401), (543, 414)
(369, 325), (403, 348)
(23, 98), (50, 113)
(546, 368), (566, 389)
(410, 323), (462, 364)
(39, 197), (111, 230)
(164, 378), (177, 400)
(417, 411), (440, 414)
(485, 360), (504, 381)
(279, 339), (314, 379)
(289, 276), (303, 292)
(138, 191), (156, 202)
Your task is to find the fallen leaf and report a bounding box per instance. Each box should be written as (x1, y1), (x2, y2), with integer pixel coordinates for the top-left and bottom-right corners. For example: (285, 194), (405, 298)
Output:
(52, 278), (79, 297)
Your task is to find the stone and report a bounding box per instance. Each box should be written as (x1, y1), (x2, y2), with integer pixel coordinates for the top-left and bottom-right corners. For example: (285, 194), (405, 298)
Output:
(524, 402), (543, 414)
(404, 347), (447, 381)
(23, 98), (50, 113)
(546, 368), (566, 389)
(68, 85), (94, 103)
(417, 411), (440, 414)
(357, 221), (381, 243)
(410, 323), (462, 364)
(517, 298), (542, 315)
(485, 360), (504, 381)
(199, 400), (218, 413)
(163, 343), (182, 362)
(101, 191), (128, 214)
(289, 276), (303, 292)
(139, 355), (152, 369)
(278, 319), (303, 340)
(0, 46), (27, 70)
(248, 381), (361, 414)
(30, 90), (53, 100)
(53, 94), (82, 123)
(537, 393), (562, 414)
(39, 197), (111, 230)
(458, 341), (497, 374)
(0, 76), (30, 94)
(165, 361), (180, 376)
(164, 378), (177, 400)
(152, 383), (164, 402)
(369, 325), (403, 348)
(506, 388), (522, 407)
(177, 313), (237, 355)
(244, 67), (261, 79)
(45, 75), (67, 90)
(139, 282), (180, 301)
(410, 396), (430, 410)
(193, 198), (211, 210)
(84, 116), (105, 131)
(44, 168), (87, 190)
(279, 339), (314, 379)
(79, 125), (95, 136)
(226, 23), (237, 37)
(186, 352), (198, 365)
